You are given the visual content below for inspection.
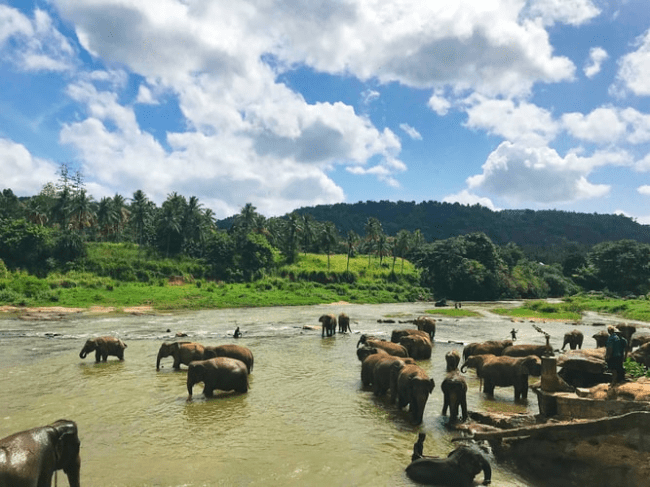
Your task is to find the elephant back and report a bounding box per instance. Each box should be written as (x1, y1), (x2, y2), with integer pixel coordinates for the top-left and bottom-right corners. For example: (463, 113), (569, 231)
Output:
(205, 344), (254, 373)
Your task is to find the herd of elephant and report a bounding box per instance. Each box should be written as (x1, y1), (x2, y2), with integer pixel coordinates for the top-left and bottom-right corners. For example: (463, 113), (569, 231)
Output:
(0, 335), (255, 486)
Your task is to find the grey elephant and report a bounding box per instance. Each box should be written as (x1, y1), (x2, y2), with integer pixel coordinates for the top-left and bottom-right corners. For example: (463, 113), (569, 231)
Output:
(359, 348), (390, 386)
(372, 356), (415, 397)
(462, 340), (513, 361)
(390, 329), (429, 343)
(562, 329), (584, 350)
(502, 343), (550, 358)
(338, 313), (351, 333)
(462, 354), (540, 400)
(441, 371), (468, 422)
(156, 341), (209, 370)
(395, 363), (435, 424)
(398, 334), (432, 360)
(406, 436), (491, 486)
(593, 330), (609, 348)
(319, 314), (337, 337)
(187, 357), (249, 399)
(357, 335), (409, 357)
(414, 316), (436, 340)
(0, 419), (80, 487)
(445, 350), (461, 372)
(205, 344), (254, 373)
(79, 336), (127, 362)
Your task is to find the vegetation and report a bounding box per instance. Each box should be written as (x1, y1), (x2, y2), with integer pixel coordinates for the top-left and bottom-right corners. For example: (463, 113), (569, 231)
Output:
(3, 165), (650, 311)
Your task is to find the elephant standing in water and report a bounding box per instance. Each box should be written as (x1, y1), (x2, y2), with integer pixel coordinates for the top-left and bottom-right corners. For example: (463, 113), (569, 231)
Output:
(395, 364), (435, 424)
(562, 329), (584, 350)
(338, 313), (351, 333)
(399, 334), (432, 360)
(462, 354), (540, 401)
(79, 336), (127, 362)
(462, 340), (513, 361)
(441, 370), (468, 423)
(319, 314), (337, 337)
(0, 419), (81, 487)
(157, 341), (209, 370)
(406, 435), (491, 486)
(357, 335), (409, 357)
(205, 344), (254, 373)
(187, 357), (249, 399)
(414, 316), (436, 341)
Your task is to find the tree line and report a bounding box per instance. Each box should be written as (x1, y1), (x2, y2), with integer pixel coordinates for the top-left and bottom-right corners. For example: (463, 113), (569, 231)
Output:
(2, 166), (650, 299)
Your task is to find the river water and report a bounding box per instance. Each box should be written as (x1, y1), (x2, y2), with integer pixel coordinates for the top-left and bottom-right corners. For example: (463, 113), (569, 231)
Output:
(0, 302), (610, 486)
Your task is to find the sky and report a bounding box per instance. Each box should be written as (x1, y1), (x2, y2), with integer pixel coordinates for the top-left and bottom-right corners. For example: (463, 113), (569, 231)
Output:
(1, 1), (650, 223)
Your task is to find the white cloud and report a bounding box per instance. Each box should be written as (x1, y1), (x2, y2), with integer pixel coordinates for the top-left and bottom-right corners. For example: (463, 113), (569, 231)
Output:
(442, 190), (497, 210)
(399, 123), (422, 140)
(361, 89), (380, 106)
(428, 92), (451, 116)
(464, 96), (558, 144)
(562, 107), (627, 143)
(522, 0), (601, 26)
(0, 138), (59, 195)
(637, 185), (650, 195)
(0, 6), (75, 72)
(617, 29), (650, 96)
(636, 153), (650, 172)
(466, 141), (630, 205)
(136, 84), (158, 105)
(584, 46), (608, 78)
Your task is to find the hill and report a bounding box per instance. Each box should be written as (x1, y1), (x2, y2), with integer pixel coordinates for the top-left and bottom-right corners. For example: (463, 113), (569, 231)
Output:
(217, 200), (650, 248)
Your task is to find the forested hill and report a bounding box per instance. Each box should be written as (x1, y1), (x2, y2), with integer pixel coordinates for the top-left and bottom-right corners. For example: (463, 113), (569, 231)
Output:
(273, 200), (650, 246)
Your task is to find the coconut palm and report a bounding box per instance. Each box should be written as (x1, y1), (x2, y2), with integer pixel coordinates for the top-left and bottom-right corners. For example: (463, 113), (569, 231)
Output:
(321, 222), (339, 270)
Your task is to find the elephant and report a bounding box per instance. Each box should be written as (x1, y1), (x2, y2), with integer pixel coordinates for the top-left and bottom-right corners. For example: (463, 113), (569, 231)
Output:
(360, 348), (390, 386)
(338, 313), (351, 333)
(357, 335), (409, 357)
(204, 344), (254, 373)
(462, 340), (513, 361)
(615, 323), (637, 351)
(462, 354), (540, 400)
(156, 341), (208, 370)
(79, 336), (127, 362)
(632, 333), (650, 349)
(398, 334), (432, 360)
(186, 357), (249, 399)
(502, 343), (550, 359)
(395, 363), (435, 424)
(562, 329), (584, 350)
(593, 330), (609, 348)
(406, 439), (491, 487)
(445, 350), (461, 372)
(414, 316), (436, 340)
(0, 419), (80, 487)
(390, 329), (429, 343)
(441, 371), (468, 422)
(372, 356), (414, 397)
(319, 314), (337, 337)
(357, 344), (388, 363)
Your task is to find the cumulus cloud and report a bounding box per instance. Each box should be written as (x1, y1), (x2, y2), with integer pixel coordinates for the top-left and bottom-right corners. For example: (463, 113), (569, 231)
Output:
(428, 92), (452, 116)
(584, 46), (608, 78)
(399, 123), (422, 140)
(522, 0), (601, 26)
(136, 84), (158, 105)
(637, 185), (650, 195)
(617, 29), (650, 96)
(464, 96), (558, 144)
(562, 107), (627, 143)
(0, 6), (75, 72)
(443, 190), (497, 210)
(0, 138), (59, 195)
(466, 141), (630, 205)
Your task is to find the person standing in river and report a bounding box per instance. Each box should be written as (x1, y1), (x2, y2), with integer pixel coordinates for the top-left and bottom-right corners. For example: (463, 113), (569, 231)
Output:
(605, 325), (628, 384)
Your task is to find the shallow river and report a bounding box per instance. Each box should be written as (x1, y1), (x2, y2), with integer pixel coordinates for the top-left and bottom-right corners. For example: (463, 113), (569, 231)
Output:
(0, 302), (607, 486)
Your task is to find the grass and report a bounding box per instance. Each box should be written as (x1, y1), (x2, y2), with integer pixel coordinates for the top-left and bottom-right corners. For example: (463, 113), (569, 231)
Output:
(0, 251), (430, 310)
(423, 308), (480, 318)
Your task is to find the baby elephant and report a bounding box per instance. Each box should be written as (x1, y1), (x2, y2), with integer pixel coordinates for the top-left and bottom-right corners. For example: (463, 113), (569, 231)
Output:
(79, 336), (127, 362)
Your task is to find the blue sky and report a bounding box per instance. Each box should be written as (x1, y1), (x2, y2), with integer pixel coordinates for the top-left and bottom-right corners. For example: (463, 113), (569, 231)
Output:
(2, 1), (650, 223)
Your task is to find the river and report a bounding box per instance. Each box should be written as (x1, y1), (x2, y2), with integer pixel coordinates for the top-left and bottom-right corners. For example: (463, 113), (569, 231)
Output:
(0, 302), (608, 486)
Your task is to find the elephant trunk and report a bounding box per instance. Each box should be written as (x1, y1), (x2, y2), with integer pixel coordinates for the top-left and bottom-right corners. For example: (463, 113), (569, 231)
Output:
(79, 350), (87, 359)
(460, 362), (468, 373)
(356, 335), (367, 348)
(156, 353), (164, 370)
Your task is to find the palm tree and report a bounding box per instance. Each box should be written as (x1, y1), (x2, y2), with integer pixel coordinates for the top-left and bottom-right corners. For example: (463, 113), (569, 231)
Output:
(285, 212), (302, 263)
(364, 217), (382, 266)
(377, 232), (389, 266)
(129, 190), (152, 247)
(69, 189), (95, 232)
(394, 229), (411, 273)
(25, 198), (49, 226)
(96, 197), (117, 241)
(111, 194), (130, 242)
(158, 193), (184, 257)
(321, 222), (339, 270)
(346, 230), (359, 272)
(301, 213), (316, 255)
(182, 196), (205, 255)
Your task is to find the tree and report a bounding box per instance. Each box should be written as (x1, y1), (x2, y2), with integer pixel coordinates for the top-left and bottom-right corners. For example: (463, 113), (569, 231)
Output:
(301, 213), (316, 255)
(69, 189), (95, 232)
(0, 189), (23, 220)
(157, 193), (185, 257)
(321, 222), (339, 270)
(346, 230), (359, 272)
(364, 217), (382, 265)
(111, 194), (130, 242)
(129, 190), (153, 247)
(239, 232), (275, 281)
(283, 212), (302, 263)
(0, 219), (55, 275)
(393, 229), (411, 273)
(587, 240), (650, 295)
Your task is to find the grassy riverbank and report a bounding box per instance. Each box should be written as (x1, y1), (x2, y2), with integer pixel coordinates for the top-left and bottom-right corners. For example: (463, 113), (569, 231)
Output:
(493, 294), (650, 323)
(0, 251), (430, 310)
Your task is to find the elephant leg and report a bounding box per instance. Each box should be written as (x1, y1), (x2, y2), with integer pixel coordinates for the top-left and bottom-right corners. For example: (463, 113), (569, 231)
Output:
(173, 358), (181, 370)
(441, 394), (449, 416)
(483, 379), (494, 396)
(95, 350), (101, 362)
(398, 391), (408, 409)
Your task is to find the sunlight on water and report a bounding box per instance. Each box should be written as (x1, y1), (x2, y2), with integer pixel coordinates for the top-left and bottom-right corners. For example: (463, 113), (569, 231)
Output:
(0, 303), (566, 486)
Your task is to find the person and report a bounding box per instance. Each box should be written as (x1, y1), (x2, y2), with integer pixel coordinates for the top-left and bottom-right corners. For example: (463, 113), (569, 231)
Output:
(510, 328), (518, 340)
(233, 326), (241, 338)
(412, 432), (426, 462)
(605, 325), (628, 384)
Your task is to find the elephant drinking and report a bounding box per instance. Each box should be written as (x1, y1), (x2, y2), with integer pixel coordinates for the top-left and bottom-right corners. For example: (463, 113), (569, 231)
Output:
(187, 357), (249, 399)
(79, 336), (127, 362)
(157, 341), (209, 370)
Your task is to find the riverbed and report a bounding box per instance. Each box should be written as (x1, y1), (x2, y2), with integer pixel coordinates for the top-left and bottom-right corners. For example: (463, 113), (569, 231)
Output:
(0, 302), (617, 486)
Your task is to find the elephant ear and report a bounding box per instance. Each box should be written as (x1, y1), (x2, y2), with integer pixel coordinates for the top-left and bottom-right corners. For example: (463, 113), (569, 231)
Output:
(52, 421), (80, 470)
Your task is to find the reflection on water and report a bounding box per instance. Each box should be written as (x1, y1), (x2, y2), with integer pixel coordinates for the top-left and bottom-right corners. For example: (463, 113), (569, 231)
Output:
(0, 302), (576, 486)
